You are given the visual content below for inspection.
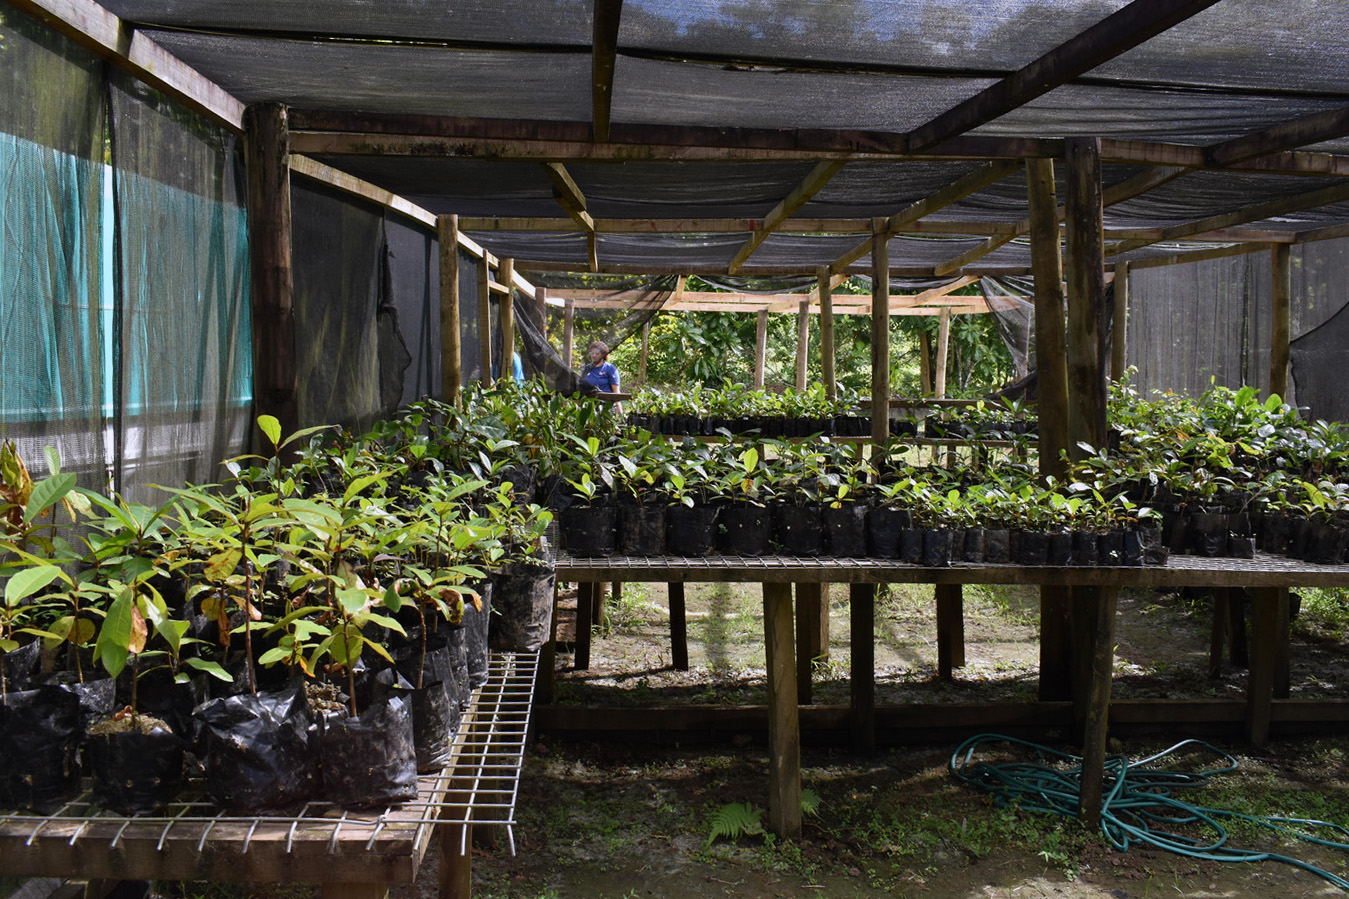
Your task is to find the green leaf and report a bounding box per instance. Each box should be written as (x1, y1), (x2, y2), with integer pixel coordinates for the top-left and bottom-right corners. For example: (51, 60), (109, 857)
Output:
(801, 787), (822, 817)
(43, 445), (61, 477)
(183, 656), (234, 682)
(382, 583), (404, 612)
(336, 586), (369, 616)
(704, 802), (764, 848)
(5, 565), (64, 606)
(23, 474), (76, 525)
(205, 548), (242, 582)
(258, 414), (282, 448)
(96, 587), (135, 678)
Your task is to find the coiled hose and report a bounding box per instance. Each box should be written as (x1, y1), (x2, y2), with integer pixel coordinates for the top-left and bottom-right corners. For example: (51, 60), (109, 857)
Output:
(950, 733), (1349, 890)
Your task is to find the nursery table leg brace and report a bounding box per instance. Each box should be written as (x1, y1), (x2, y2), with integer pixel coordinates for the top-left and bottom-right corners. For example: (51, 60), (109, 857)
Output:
(763, 582), (802, 839)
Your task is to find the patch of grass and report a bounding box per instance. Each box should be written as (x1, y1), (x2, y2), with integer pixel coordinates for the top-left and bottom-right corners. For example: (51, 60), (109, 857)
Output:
(1295, 587), (1349, 640)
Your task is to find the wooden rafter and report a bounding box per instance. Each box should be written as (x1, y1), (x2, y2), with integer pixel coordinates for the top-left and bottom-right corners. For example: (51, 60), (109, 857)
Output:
(1124, 241), (1272, 270)
(1206, 106), (1349, 168)
(727, 161), (846, 274)
(542, 162), (599, 271)
(829, 161), (1020, 272)
(591, 0), (623, 143)
(1108, 177), (1349, 256)
(906, 0), (1224, 152)
(459, 217), (1017, 235)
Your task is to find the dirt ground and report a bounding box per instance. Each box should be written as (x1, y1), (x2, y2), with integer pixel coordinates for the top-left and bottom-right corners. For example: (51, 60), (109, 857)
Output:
(391, 582), (1349, 899)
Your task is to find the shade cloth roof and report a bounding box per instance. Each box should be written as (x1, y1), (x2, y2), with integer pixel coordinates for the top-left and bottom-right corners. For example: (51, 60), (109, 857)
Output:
(78, 0), (1349, 276)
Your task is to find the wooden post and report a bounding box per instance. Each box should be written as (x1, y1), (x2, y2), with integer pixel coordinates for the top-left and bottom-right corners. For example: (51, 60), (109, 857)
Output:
(763, 582), (801, 839)
(796, 299), (810, 390)
(754, 310), (768, 389)
(935, 583), (965, 679)
(849, 583), (876, 754)
(536, 580), (557, 703)
(437, 214), (463, 408)
(243, 103), (298, 444)
(1077, 587), (1118, 828)
(1028, 156), (1073, 701)
(438, 818), (471, 899)
(871, 219), (891, 446)
(563, 298), (575, 371)
(639, 319), (650, 388)
(934, 308), (951, 399)
(918, 331), (933, 395)
(574, 581), (593, 670)
(477, 258), (493, 386)
(1246, 587), (1287, 746)
(818, 266), (837, 401)
(1111, 260), (1129, 380)
(1271, 244), (1291, 400)
(795, 583), (825, 704)
(499, 257), (515, 379)
(1064, 137), (1108, 460)
(668, 582), (688, 671)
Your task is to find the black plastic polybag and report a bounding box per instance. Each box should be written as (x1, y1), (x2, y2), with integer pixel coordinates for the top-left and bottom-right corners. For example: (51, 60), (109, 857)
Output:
(194, 683), (319, 814)
(0, 684), (81, 812)
(88, 723), (185, 815)
(318, 670), (419, 808)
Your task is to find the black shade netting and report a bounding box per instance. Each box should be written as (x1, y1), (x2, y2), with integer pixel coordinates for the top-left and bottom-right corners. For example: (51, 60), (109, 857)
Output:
(456, 247), (485, 386)
(382, 214), (440, 408)
(291, 178), (391, 434)
(0, 6), (107, 489)
(533, 273), (674, 377)
(1288, 238), (1349, 422)
(980, 276), (1035, 380)
(107, 70), (251, 500)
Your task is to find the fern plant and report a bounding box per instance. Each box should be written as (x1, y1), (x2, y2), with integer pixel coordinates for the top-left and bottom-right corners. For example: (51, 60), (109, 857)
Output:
(704, 802), (764, 847)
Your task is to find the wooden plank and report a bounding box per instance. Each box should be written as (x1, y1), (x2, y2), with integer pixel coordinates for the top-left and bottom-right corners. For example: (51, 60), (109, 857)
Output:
(244, 103), (299, 448)
(832, 162), (1021, 272)
(7, 0), (245, 130)
(477, 258), (494, 386)
(591, 0), (623, 142)
(438, 817), (471, 899)
(907, 0), (1222, 151)
(1077, 587), (1118, 828)
(819, 267), (837, 401)
(729, 160), (845, 274)
(499, 257), (516, 379)
(1206, 106), (1349, 167)
(934, 233), (1015, 277)
(289, 156), (436, 228)
(934, 308), (951, 399)
(1122, 240), (1271, 271)
(754, 310), (768, 389)
(458, 217), (1018, 235)
(849, 584), (876, 754)
(1064, 137), (1108, 462)
(763, 582), (802, 840)
(669, 582), (689, 671)
(542, 162), (596, 232)
(1111, 260), (1128, 379)
(871, 220), (891, 445)
(935, 583), (965, 679)
(796, 299), (810, 390)
(509, 260), (1034, 277)
(438, 214), (463, 409)
(1271, 244), (1291, 400)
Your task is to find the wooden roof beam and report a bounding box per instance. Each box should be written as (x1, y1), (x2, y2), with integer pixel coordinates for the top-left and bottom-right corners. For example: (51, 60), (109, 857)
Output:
(1107, 177), (1349, 256)
(1205, 106), (1349, 168)
(907, 0), (1224, 152)
(542, 162), (599, 271)
(1124, 241), (1272, 270)
(591, 0), (623, 142)
(516, 260), (1034, 277)
(727, 160), (846, 274)
(829, 161), (1020, 273)
(460, 217), (1022, 236)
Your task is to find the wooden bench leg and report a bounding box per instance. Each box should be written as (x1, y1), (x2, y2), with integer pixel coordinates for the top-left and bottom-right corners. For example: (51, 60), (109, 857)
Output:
(575, 581), (593, 670)
(764, 582), (801, 840)
(1247, 587), (1288, 745)
(1228, 590), (1249, 668)
(1039, 586), (1072, 701)
(795, 583), (824, 704)
(438, 820), (472, 899)
(1076, 586), (1118, 829)
(849, 583), (876, 755)
(935, 583), (965, 680)
(536, 579), (558, 703)
(669, 582), (689, 670)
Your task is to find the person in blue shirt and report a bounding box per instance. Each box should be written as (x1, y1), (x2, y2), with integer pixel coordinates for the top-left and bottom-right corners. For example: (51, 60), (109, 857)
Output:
(580, 340), (620, 394)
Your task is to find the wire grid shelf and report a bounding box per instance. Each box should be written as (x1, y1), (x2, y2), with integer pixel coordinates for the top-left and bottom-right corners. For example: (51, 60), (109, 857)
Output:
(0, 651), (538, 867)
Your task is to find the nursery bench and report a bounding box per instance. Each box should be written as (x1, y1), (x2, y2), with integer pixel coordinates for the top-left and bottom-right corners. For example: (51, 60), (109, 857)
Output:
(554, 552), (1349, 839)
(0, 652), (538, 899)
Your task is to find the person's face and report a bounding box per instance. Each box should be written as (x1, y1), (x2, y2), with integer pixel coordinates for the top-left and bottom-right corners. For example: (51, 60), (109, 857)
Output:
(589, 347), (604, 363)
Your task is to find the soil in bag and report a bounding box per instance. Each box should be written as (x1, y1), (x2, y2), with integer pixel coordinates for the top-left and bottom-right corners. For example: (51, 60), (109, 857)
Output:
(0, 684), (81, 812)
(558, 503), (616, 556)
(396, 645), (461, 772)
(667, 504), (720, 556)
(490, 560), (556, 653)
(822, 505), (868, 557)
(618, 501), (666, 556)
(87, 715), (185, 815)
(194, 682), (319, 814)
(718, 504), (772, 556)
(866, 508), (910, 559)
(318, 672), (419, 809)
(774, 504), (822, 556)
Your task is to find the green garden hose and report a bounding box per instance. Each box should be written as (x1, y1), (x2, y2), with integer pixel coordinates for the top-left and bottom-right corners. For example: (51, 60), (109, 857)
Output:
(950, 733), (1349, 890)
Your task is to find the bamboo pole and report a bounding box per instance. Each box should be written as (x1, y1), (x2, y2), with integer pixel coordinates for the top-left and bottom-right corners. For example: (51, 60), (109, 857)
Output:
(818, 266), (837, 401)
(437, 214), (462, 408)
(934, 308), (951, 399)
(796, 299), (810, 390)
(1270, 244), (1291, 400)
(871, 219), (890, 446)
(754, 310), (768, 389)
(477, 257), (493, 386)
(1111, 260), (1129, 380)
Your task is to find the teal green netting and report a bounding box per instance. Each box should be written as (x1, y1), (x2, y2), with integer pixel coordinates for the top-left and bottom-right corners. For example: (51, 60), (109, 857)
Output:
(107, 71), (251, 500)
(0, 5), (106, 488)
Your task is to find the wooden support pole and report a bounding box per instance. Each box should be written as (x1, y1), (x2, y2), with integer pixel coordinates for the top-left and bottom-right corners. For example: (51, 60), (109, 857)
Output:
(477, 258), (493, 386)
(1229, 591), (1249, 668)
(935, 583), (965, 680)
(1271, 244), (1291, 400)
(574, 581), (593, 670)
(1064, 137), (1108, 461)
(639, 319), (650, 388)
(1077, 586), (1118, 829)
(1246, 587), (1288, 746)
(796, 299), (810, 390)
(1111, 260), (1129, 380)
(243, 103), (298, 443)
(437, 214), (463, 408)
(871, 219), (891, 445)
(818, 266), (837, 401)
(934, 308), (951, 399)
(536, 580), (557, 703)
(1209, 588), (1232, 678)
(795, 583), (825, 705)
(668, 582), (688, 671)
(563, 298), (575, 370)
(849, 583), (876, 754)
(763, 582), (802, 839)
(919, 330), (933, 395)
(499, 257), (515, 379)
(754, 310), (768, 389)
(1039, 585), (1073, 701)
